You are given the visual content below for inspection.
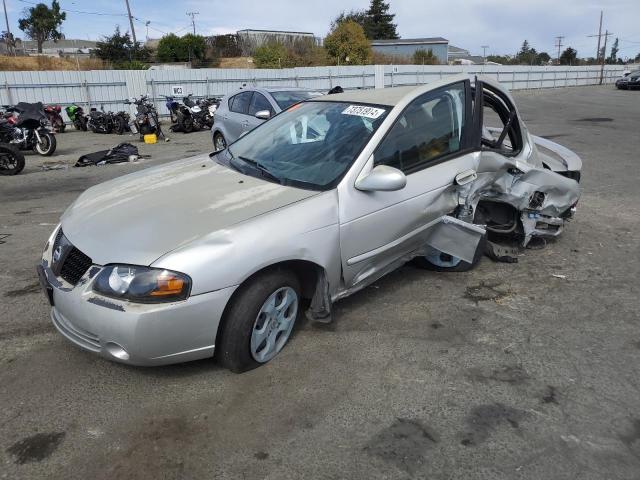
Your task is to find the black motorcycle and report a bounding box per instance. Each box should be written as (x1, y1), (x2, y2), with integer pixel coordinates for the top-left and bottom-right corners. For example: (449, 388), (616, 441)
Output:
(127, 95), (165, 140)
(113, 111), (131, 135)
(0, 143), (26, 175)
(87, 106), (118, 134)
(0, 102), (56, 156)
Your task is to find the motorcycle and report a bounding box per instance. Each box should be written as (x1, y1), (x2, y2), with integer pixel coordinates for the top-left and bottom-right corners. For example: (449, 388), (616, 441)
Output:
(126, 95), (165, 140)
(165, 95), (196, 133)
(0, 102), (56, 156)
(87, 105), (114, 134)
(113, 110), (131, 135)
(44, 104), (65, 133)
(196, 96), (220, 128)
(65, 104), (88, 131)
(0, 142), (26, 175)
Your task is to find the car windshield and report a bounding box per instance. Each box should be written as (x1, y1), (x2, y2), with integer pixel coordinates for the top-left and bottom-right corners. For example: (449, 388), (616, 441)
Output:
(225, 101), (389, 190)
(270, 90), (323, 109)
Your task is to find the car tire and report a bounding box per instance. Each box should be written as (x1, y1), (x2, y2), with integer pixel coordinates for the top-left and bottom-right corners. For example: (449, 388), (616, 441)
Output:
(413, 234), (487, 272)
(213, 132), (226, 152)
(217, 269), (301, 373)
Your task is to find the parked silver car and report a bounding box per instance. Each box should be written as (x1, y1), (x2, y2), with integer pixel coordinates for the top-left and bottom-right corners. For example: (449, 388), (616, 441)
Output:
(211, 86), (323, 151)
(38, 74), (581, 372)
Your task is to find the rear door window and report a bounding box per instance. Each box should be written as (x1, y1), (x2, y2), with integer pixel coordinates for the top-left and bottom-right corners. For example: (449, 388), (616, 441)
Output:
(229, 91), (253, 115)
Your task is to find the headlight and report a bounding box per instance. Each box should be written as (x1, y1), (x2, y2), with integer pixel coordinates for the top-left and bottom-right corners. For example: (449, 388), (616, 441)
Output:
(93, 265), (191, 303)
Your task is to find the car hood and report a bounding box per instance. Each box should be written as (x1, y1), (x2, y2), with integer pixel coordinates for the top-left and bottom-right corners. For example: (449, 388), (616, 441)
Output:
(61, 155), (319, 266)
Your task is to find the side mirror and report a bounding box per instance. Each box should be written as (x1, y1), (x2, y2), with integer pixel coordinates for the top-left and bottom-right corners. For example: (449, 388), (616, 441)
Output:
(255, 110), (271, 120)
(355, 165), (406, 192)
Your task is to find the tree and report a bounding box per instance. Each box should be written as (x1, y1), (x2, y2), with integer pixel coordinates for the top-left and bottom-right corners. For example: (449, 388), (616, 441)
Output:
(608, 38), (619, 64)
(331, 9), (367, 31)
(536, 51), (551, 64)
(635, 52), (640, 63)
(18, 0), (66, 54)
(157, 33), (208, 64)
(94, 27), (151, 68)
(364, 0), (398, 40)
(559, 47), (577, 65)
(324, 20), (372, 65)
(412, 48), (438, 65)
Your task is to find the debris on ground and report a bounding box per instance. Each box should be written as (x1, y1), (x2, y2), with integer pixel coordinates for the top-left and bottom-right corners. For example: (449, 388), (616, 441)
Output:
(74, 143), (149, 167)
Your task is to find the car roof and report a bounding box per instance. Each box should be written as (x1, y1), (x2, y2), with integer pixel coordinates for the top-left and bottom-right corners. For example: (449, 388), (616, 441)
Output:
(263, 86), (317, 93)
(313, 86), (419, 107)
(313, 73), (474, 107)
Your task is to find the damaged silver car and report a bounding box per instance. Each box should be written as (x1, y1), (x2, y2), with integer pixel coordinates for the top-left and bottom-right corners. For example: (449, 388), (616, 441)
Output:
(37, 74), (581, 372)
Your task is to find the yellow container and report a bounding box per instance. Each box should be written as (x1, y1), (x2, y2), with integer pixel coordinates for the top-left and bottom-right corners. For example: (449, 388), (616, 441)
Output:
(143, 133), (157, 144)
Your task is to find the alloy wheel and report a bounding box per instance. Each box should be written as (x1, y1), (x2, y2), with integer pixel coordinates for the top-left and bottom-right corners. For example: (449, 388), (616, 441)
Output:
(250, 287), (298, 363)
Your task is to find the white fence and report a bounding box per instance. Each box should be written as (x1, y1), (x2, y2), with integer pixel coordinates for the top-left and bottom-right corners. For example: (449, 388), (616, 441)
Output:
(0, 65), (626, 120)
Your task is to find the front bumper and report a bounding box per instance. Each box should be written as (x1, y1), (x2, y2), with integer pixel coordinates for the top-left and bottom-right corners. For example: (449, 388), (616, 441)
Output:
(38, 261), (237, 366)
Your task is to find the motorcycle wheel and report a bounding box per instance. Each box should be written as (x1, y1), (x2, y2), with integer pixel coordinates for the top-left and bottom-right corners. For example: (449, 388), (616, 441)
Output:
(35, 132), (57, 156)
(80, 117), (88, 131)
(113, 116), (126, 135)
(57, 121), (66, 133)
(183, 117), (194, 133)
(0, 144), (25, 175)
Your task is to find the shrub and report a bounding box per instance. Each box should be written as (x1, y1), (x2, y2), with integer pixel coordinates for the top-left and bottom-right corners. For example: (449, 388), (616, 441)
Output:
(412, 48), (438, 65)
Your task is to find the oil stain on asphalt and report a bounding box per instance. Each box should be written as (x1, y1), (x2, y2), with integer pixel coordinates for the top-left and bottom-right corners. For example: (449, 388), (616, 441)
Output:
(460, 404), (528, 447)
(464, 282), (509, 303)
(364, 418), (438, 474)
(7, 431), (65, 464)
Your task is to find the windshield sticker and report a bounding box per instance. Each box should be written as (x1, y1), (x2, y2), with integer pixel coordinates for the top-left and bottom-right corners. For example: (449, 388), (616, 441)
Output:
(342, 105), (385, 119)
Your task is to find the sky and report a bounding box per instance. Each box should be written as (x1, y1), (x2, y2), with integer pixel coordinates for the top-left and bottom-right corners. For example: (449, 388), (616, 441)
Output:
(4, 0), (640, 59)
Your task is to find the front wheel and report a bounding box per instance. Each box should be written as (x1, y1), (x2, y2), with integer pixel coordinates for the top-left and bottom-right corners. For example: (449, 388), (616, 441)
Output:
(217, 269), (301, 373)
(0, 144), (26, 175)
(35, 132), (56, 156)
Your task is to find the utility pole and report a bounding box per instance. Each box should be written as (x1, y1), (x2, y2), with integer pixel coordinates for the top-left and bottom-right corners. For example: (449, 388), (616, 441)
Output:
(187, 11), (199, 35)
(555, 36), (564, 65)
(145, 21), (150, 41)
(2, 0), (13, 56)
(481, 45), (489, 64)
(595, 11), (603, 60)
(599, 30), (613, 84)
(124, 0), (137, 45)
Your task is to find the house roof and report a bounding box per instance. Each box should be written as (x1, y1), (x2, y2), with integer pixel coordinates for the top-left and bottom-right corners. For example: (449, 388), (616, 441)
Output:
(371, 37), (448, 46)
(448, 45), (470, 54)
(237, 29), (315, 36)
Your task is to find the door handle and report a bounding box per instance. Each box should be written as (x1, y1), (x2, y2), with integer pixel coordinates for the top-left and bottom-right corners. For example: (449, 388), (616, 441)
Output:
(454, 169), (477, 186)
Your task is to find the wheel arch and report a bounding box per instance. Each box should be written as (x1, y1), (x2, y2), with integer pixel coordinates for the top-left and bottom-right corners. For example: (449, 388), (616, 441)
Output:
(214, 259), (329, 350)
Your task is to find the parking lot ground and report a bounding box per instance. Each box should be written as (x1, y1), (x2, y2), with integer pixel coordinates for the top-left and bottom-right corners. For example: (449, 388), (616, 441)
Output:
(1, 85), (639, 480)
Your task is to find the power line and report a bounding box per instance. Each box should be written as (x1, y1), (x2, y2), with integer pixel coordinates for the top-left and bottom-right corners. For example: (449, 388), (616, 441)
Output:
(17, 0), (127, 16)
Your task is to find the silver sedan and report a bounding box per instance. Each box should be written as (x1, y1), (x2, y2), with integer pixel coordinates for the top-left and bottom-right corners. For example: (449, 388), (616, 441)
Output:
(210, 86), (323, 152)
(38, 74), (581, 372)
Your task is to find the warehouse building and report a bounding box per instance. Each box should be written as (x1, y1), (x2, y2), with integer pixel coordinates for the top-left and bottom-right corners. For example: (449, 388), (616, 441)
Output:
(371, 37), (449, 64)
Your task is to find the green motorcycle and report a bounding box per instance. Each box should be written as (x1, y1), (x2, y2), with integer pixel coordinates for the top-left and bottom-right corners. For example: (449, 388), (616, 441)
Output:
(64, 104), (88, 131)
